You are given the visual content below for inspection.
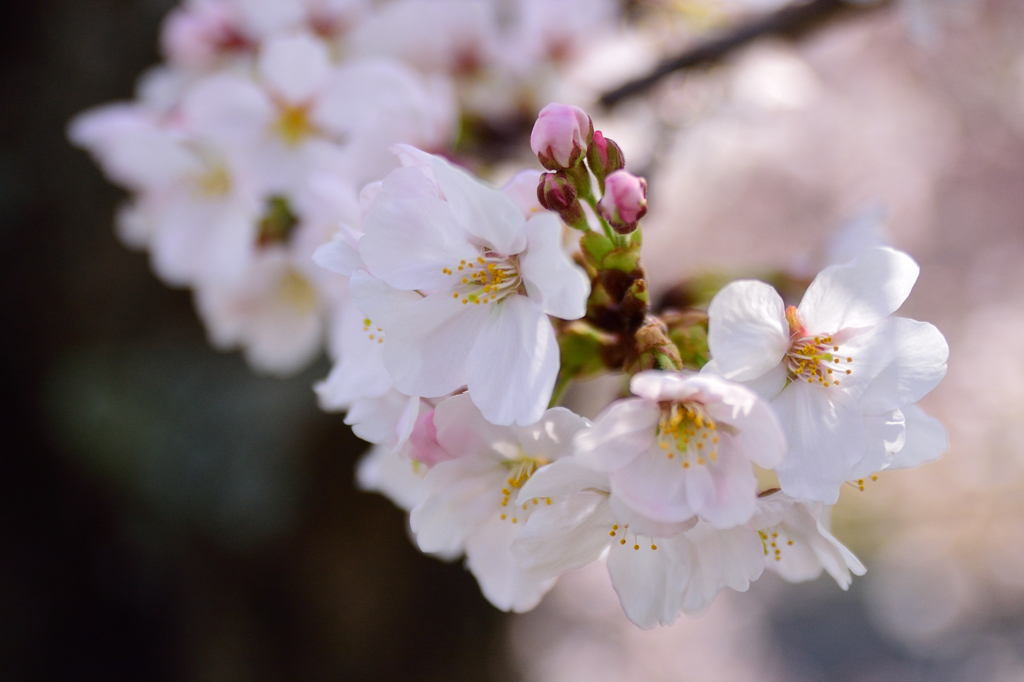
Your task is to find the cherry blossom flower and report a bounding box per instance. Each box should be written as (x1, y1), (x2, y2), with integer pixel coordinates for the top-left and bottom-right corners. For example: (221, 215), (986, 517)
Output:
(69, 103), (263, 287)
(752, 491), (866, 588)
(511, 459), (764, 628)
(573, 371), (786, 529)
(194, 228), (330, 375)
(183, 32), (453, 194)
(706, 247), (948, 502)
(409, 394), (589, 611)
(353, 147), (590, 426)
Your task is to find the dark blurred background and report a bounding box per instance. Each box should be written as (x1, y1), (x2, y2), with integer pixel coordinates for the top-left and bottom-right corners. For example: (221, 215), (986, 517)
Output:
(0, 2), (512, 679)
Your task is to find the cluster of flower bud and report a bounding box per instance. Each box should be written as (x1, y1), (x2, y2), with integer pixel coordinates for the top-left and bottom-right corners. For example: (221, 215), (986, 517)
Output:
(311, 104), (950, 629)
(531, 103), (646, 236)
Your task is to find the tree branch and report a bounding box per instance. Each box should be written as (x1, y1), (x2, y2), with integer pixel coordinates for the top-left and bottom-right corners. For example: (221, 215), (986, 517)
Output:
(599, 0), (891, 108)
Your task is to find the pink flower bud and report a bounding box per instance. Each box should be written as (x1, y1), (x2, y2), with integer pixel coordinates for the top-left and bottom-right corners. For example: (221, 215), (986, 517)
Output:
(586, 130), (625, 183)
(597, 170), (648, 234)
(530, 103), (593, 171)
(537, 171), (587, 230)
(537, 171), (578, 212)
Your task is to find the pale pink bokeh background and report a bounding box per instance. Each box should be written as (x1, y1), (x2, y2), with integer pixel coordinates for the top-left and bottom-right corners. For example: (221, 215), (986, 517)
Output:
(511, 2), (1024, 679)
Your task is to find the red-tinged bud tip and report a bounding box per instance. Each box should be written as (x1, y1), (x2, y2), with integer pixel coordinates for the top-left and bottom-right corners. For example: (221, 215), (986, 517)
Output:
(537, 171), (578, 212)
(597, 170), (647, 234)
(531, 103), (594, 171)
(587, 130), (625, 179)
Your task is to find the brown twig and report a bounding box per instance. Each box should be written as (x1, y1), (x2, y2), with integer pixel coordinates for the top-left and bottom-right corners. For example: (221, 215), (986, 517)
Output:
(599, 0), (892, 108)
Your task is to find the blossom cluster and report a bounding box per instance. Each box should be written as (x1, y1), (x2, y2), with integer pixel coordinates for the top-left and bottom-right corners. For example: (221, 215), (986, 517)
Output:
(316, 103), (950, 628)
(69, 0), (617, 375)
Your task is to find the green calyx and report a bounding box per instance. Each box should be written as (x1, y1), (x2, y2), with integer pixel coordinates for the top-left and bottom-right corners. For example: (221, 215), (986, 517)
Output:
(581, 230), (642, 274)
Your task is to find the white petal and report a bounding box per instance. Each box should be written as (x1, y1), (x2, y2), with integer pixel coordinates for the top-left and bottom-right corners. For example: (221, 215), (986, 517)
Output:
(816, 324), (897, 400)
(629, 371), (701, 402)
(856, 318), (948, 414)
(847, 410), (905, 481)
(465, 296), (559, 426)
(610, 434), (758, 529)
(681, 523), (764, 615)
(378, 164), (440, 201)
(312, 231), (363, 277)
(607, 533), (691, 629)
(383, 292), (489, 398)
(348, 270), (422, 331)
(773, 382), (867, 504)
(430, 155), (528, 256)
(512, 407), (590, 460)
(151, 199), (255, 287)
(518, 459), (610, 501)
(236, 0), (305, 37)
(512, 492), (614, 578)
(314, 304), (393, 409)
(501, 169), (545, 219)
(798, 247), (919, 335)
(573, 398), (660, 473)
(390, 143), (436, 170)
(182, 73), (273, 146)
(607, 495), (698, 539)
(258, 33), (330, 104)
(760, 497), (865, 589)
(360, 195), (479, 291)
(741, 361), (788, 401)
(464, 514), (557, 612)
(887, 404), (947, 470)
(410, 456), (506, 555)
(356, 444), (427, 512)
(345, 390), (417, 446)
(519, 213), (590, 320)
(707, 280), (790, 382)
(431, 393), (511, 462)
(698, 376), (787, 469)
(608, 445), (695, 525)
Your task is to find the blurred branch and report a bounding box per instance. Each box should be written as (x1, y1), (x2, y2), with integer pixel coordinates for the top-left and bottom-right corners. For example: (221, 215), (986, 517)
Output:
(599, 0), (892, 107)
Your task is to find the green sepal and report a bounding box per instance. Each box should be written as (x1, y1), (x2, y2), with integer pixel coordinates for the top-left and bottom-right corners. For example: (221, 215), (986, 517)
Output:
(663, 310), (710, 370)
(581, 229), (643, 274)
(557, 321), (617, 382)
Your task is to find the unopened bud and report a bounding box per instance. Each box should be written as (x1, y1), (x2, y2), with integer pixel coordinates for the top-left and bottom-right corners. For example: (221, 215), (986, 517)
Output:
(586, 131), (624, 186)
(538, 171), (587, 230)
(597, 170), (647, 235)
(530, 103), (593, 171)
(537, 172), (577, 212)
